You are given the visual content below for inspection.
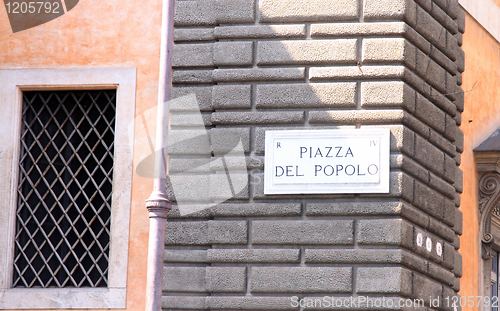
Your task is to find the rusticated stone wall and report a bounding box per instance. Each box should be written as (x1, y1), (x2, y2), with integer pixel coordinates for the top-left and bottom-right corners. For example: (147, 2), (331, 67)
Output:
(164, 0), (464, 309)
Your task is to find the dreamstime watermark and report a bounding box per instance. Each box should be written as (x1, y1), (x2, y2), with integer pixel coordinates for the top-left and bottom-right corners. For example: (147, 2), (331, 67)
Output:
(3, 0), (79, 33)
(130, 94), (250, 216)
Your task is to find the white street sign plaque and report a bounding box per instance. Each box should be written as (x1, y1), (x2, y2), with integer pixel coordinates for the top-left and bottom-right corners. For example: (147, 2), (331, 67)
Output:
(264, 129), (390, 194)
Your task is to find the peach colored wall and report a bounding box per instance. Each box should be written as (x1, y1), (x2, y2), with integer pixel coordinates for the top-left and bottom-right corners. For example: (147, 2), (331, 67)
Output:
(460, 12), (500, 309)
(0, 1), (161, 310)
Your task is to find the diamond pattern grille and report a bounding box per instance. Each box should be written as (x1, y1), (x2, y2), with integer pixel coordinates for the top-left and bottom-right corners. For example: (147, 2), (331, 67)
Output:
(13, 90), (116, 288)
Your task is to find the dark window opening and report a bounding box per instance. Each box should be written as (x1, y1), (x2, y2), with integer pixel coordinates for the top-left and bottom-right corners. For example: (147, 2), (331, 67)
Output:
(13, 90), (116, 288)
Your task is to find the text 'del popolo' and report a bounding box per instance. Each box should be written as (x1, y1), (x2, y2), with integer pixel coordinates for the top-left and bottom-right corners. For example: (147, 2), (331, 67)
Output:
(264, 129), (390, 194)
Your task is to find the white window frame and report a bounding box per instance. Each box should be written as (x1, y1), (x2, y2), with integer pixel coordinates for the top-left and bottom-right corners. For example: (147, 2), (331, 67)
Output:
(0, 68), (136, 309)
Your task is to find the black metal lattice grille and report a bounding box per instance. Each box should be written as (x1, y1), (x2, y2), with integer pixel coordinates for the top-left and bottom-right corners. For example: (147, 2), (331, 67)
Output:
(13, 90), (116, 288)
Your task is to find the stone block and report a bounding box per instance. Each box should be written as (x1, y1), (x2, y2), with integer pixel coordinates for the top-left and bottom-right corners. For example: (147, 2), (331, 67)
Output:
(454, 125), (464, 153)
(309, 109), (405, 124)
(306, 249), (427, 274)
(252, 220), (353, 245)
(211, 127), (251, 154)
(171, 86), (213, 112)
(212, 85), (251, 110)
(415, 6), (447, 53)
(259, 0), (358, 22)
(429, 43), (458, 75)
(256, 83), (356, 109)
(357, 218), (413, 248)
(163, 267), (207, 292)
(170, 112), (212, 128)
(413, 181), (444, 220)
(452, 234), (460, 250)
(414, 135), (444, 176)
(208, 220), (248, 244)
(446, 32), (458, 61)
(215, 25), (307, 39)
(211, 111), (305, 125)
(214, 42), (253, 66)
(207, 297), (298, 310)
(364, 0), (417, 26)
(429, 87), (457, 116)
(209, 172), (249, 200)
(174, 0), (216, 26)
(214, 68), (306, 82)
(411, 229), (445, 264)
(310, 64), (407, 81)
(442, 286), (458, 311)
(415, 93), (445, 133)
(174, 28), (215, 42)
(212, 203), (302, 217)
(168, 129), (211, 155)
(415, 0), (431, 11)
(453, 277), (460, 292)
(412, 273), (443, 305)
(454, 251), (462, 277)
(173, 43), (214, 67)
(173, 69), (213, 84)
(428, 131), (456, 158)
(445, 74), (458, 101)
(208, 249), (300, 263)
(415, 51), (446, 93)
(164, 250), (208, 263)
(442, 242), (455, 270)
(427, 262), (455, 286)
(165, 221), (209, 245)
(361, 81), (415, 112)
(258, 40), (357, 65)
(311, 21), (406, 37)
(443, 155), (456, 183)
(251, 267), (352, 293)
(428, 173), (455, 200)
(428, 217), (455, 243)
(306, 200), (403, 216)
(356, 267), (412, 296)
(362, 38), (416, 69)
(162, 296), (206, 309)
(453, 208), (463, 235)
(457, 7), (465, 33)
(444, 114), (456, 142)
(206, 267), (246, 292)
(216, 0), (255, 23)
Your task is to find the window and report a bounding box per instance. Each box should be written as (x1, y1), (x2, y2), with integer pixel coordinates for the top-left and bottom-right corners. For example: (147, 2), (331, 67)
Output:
(0, 68), (135, 309)
(14, 90), (115, 288)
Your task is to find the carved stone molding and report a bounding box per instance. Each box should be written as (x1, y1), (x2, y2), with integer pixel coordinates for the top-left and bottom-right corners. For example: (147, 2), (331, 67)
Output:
(478, 172), (500, 259)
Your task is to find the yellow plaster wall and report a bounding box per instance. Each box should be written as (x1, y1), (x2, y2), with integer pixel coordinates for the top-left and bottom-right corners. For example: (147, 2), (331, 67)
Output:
(460, 12), (500, 309)
(0, 1), (161, 310)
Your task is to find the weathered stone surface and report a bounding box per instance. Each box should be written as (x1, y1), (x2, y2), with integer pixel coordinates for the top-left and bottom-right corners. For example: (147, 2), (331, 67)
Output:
(257, 83), (356, 109)
(362, 38), (416, 69)
(163, 267), (207, 292)
(259, 0), (358, 22)
(216, 25), (306, 39)
(357, 218), (413, 248)
(251, 267), (353, 293)
(356, 267), (412, 295)
(258, 40), (357, 65)
(361, 81), (415, 112)
(206, 267), (247, 292)
(214, 42), (253, 66)
(253, 220), (354, 245)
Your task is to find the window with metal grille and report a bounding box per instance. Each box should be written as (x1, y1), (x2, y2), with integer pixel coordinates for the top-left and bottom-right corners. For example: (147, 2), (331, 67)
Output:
(13, 90), (116, 288)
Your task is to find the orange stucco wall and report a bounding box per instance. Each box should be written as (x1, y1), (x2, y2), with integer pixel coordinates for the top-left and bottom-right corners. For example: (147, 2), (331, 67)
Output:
(0, 1), (161, 310)
(460, 11), (500, 309)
